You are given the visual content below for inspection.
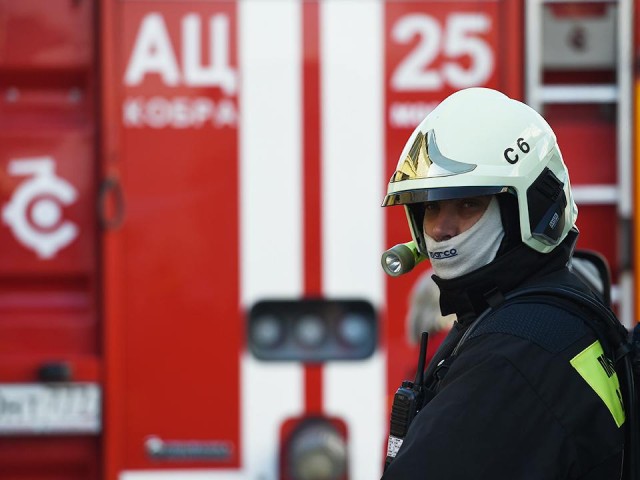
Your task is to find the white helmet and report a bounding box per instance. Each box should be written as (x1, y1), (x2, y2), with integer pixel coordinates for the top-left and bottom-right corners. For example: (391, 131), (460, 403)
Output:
(382, 87), (578, 255)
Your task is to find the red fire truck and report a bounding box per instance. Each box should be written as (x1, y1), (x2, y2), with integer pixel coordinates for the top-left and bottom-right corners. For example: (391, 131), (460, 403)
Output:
(0, 0), (637, 479)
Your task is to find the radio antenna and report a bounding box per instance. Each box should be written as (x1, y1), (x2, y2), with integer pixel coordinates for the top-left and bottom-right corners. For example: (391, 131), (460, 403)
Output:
(414, 332), (429, 386)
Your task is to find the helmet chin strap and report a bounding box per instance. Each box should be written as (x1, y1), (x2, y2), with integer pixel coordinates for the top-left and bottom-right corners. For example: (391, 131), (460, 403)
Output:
(424, 196), (505, 280)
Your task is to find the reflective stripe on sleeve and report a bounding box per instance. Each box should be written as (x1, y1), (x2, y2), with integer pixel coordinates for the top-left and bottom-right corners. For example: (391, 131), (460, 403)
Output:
(570, 340), (625, 428)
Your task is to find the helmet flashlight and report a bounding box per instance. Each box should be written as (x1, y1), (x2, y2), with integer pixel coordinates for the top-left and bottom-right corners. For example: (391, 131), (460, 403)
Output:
(381, 241), (426, 277)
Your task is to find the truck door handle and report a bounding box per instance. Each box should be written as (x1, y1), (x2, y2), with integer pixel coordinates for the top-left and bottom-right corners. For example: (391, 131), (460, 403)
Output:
(98, 176), (125, 230)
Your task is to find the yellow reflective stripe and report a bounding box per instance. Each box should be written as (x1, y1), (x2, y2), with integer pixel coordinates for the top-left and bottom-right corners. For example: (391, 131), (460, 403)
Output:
(570, 340), (625, 427)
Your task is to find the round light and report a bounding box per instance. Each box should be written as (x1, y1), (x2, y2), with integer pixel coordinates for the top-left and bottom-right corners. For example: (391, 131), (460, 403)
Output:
(252, 315), (284, 349)
(288, 421), (347, 480)
(381, 243), (418, 277)
(296, 315), (326, 348)
(384, 252), (402, 274)
(337, 313), (372, 347)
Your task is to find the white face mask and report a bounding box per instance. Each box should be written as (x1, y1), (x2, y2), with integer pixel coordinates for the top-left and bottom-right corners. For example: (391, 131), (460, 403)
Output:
(424, 196), (505, 279)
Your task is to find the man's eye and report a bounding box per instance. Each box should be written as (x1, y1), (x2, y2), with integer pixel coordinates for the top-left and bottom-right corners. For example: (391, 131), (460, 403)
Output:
(424, 202), (438, 211)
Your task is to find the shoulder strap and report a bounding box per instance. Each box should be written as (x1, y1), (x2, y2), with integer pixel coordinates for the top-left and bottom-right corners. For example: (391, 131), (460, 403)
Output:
(453, 285), (628, 358)
(512, 285), (629, 357)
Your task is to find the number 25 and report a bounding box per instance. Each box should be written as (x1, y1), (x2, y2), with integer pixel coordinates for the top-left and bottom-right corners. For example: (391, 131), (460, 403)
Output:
(391, 13), (494, 91)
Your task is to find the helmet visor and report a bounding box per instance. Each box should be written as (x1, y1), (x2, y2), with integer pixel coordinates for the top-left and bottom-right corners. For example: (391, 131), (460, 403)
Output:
(382, 186), (507, 207)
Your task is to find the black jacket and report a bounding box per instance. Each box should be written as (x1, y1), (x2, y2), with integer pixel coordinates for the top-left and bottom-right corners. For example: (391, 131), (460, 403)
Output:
(382, 231), (625, 479)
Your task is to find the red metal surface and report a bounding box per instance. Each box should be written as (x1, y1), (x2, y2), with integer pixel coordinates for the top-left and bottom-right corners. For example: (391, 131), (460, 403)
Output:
(100, 0), (126, 478)
(105, 0), (241, 471)
(0, 437), (101, 480)
(0, 0), (100, 478)
(383, 0), (524, 400)
(0, 0), (92, 70)
(574, 205), (619, 279)
(547, 105), (617, 185)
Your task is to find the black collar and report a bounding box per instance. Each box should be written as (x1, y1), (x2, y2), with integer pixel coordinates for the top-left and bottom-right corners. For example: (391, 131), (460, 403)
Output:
(432, 230), (578, 323)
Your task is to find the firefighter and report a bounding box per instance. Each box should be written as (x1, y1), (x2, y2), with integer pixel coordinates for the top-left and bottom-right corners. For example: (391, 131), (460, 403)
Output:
(381, 87), (626, 479)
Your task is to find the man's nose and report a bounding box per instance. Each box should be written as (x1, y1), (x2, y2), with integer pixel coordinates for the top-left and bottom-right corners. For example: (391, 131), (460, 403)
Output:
(430, 207), (459, 242)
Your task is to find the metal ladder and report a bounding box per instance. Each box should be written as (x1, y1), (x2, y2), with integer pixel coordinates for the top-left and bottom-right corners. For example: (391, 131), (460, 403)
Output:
(525, 0), (634, 328)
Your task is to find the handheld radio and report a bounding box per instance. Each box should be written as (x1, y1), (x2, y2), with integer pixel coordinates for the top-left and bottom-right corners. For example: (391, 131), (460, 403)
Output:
(384, 332), (429, 471)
